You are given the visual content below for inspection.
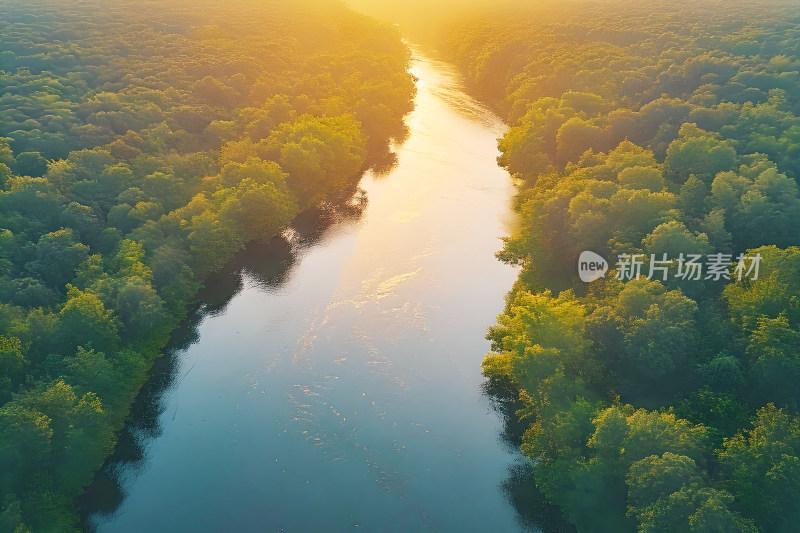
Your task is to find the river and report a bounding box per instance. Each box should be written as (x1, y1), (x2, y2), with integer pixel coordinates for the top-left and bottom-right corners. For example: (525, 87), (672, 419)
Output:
(81, 49), (547, 532)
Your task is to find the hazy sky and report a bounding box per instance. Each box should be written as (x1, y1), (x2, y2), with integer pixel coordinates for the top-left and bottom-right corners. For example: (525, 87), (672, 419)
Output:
(343, 0), (531, 40)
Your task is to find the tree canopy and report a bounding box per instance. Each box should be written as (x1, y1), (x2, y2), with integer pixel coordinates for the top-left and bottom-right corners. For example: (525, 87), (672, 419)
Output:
(0, 0), (415, 528)
(453, 0), (800, 530)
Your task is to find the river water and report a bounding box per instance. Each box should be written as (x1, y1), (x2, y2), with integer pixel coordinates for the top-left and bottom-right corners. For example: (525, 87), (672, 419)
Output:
(82, 50), (541, 532)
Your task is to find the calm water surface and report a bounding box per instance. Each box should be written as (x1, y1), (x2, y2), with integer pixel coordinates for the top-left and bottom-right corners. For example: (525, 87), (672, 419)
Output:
(83, 50), (540, 532)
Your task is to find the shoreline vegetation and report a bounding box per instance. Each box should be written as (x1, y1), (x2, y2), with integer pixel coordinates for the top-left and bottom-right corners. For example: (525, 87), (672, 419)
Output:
(0, 1), (415, 530)
(441, 1), (800, 531)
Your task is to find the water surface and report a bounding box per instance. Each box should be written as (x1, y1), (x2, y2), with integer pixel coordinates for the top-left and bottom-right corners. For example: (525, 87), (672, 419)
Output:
(84, 50), (538, 532)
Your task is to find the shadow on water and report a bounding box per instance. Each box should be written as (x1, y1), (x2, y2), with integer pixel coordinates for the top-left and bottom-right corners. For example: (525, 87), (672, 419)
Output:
(481, 379), (578, 533)
(77, 53), (571, 528)
(76, 196), (368, 531)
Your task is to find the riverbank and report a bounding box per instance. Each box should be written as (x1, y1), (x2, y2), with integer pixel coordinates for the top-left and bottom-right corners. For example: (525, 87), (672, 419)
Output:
(79, 50), (533, 532)
(446, 3), (800, 531)
(0, 2), (416, 529)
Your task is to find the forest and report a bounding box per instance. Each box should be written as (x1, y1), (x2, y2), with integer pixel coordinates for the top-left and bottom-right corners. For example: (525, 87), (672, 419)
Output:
(4, 0), (800, 530)
(441, 0), (800, 531)
(0, 0), (415, 530)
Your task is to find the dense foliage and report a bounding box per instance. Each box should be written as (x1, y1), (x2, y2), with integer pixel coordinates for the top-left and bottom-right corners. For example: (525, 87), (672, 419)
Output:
(0, 0), (414, 530)
(448, 1), (800, 531)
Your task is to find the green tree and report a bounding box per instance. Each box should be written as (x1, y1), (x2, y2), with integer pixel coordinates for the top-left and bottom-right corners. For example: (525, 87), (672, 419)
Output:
(56, 285), (120, 354)
(0, 403), (52, 496)
(265, 114), (366, 208)
(0, 337), (25, 383)
(30, 228), (89, 289)
(718, 404), (800, 531)
(665, 124), (738, 184)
